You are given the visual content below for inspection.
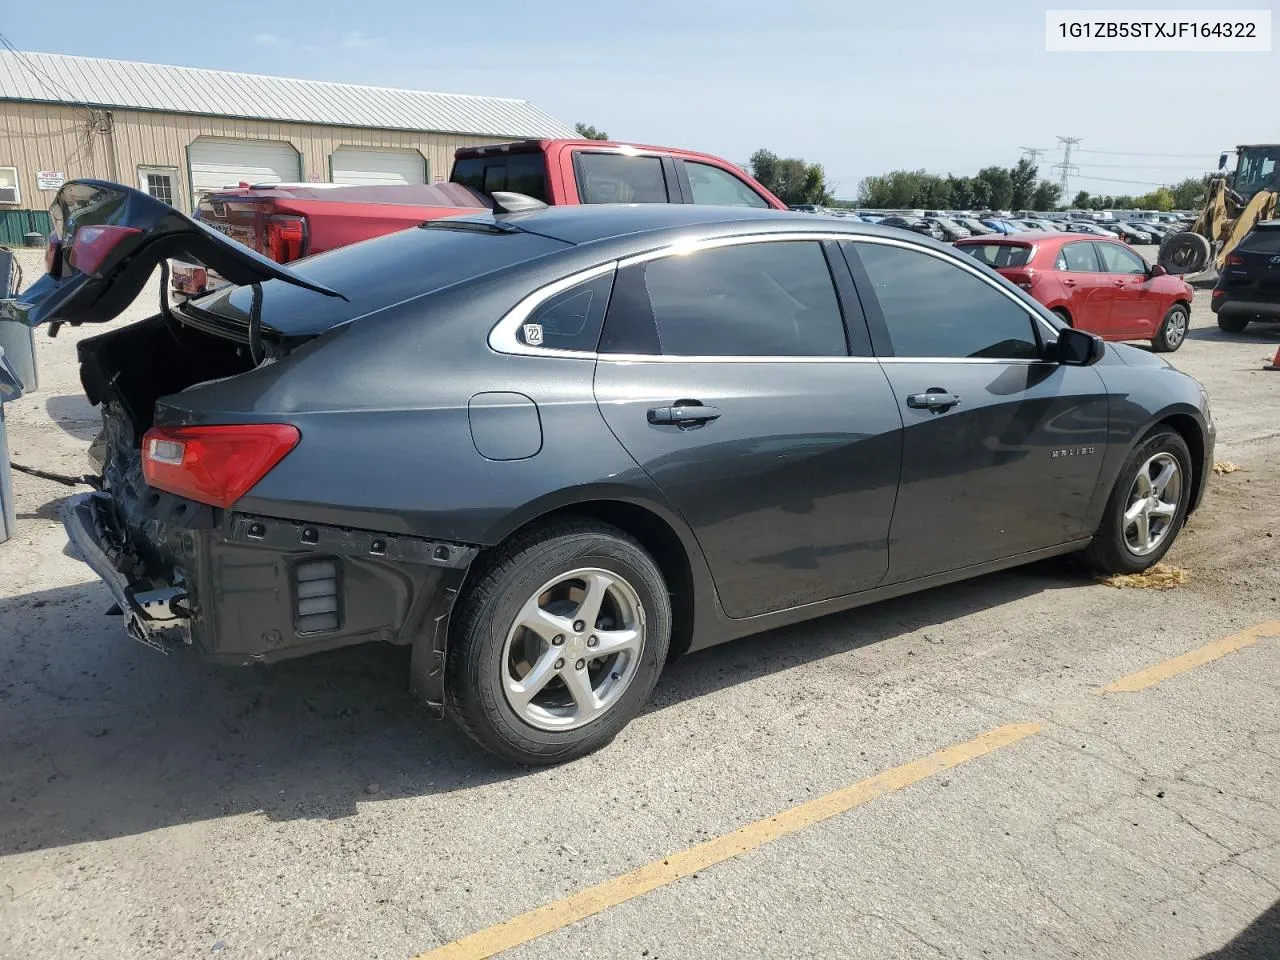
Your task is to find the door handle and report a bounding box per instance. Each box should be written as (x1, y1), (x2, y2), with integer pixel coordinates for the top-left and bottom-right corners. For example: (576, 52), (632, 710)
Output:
(906, 391), (961, 412)
(1063, 278), (1077, 286)
(648, 403), (722, 426)
(1113, 279), (1125, 286)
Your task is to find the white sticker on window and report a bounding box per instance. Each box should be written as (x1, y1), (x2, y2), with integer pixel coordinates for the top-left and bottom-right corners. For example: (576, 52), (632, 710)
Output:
(522, 323), (544, 346)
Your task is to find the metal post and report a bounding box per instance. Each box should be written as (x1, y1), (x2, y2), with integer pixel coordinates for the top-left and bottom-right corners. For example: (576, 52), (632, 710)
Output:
(0, 399), (15, 542)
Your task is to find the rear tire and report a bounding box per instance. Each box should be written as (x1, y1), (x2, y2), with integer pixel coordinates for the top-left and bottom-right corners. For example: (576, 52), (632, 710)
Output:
(1151, 304), (1189, 352)
(445, 519), (671, 765)
(1216, 313), (1249, 333)
(1080, 428), (1192, 576)
(1052, 308), (1073, 326)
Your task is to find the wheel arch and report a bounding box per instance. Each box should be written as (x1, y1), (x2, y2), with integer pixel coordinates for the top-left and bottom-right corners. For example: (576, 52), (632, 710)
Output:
(1156, 411), (1207, 514)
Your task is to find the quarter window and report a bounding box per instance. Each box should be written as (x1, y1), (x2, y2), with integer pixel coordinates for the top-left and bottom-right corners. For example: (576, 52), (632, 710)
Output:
(1095, 242), (1148, 275)
(684, 162), (769, 208)
(1057, 241), (1101, 272)
(516, 273), (614, 352)
(600, 241), (847, 357)
(851, 242), (1040, 360)
(577, 154), (669, 204)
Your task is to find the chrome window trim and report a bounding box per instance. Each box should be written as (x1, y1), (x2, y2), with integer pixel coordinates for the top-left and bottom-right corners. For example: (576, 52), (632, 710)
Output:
(487, 262), (618, 358)
(488, 229), (1060, 360)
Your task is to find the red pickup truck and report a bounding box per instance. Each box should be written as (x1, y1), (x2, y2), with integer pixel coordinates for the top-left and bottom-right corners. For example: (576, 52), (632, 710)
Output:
(172, 139), (785, 297)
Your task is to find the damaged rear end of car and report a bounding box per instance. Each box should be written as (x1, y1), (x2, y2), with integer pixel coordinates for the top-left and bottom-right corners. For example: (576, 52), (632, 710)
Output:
(4, 179), (489, 675)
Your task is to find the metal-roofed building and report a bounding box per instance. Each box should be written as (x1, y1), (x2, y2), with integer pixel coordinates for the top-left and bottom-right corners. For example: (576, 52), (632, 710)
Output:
(0, 51), (576, 238)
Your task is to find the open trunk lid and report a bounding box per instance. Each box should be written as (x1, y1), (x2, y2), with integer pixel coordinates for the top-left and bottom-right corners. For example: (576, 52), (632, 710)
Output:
(0, 180), (344, 329)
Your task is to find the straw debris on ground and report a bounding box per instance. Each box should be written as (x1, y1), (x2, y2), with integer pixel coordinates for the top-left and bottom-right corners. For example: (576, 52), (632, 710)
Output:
(1100, 563), (1190, 590)
(1213, 461), (1242, 475)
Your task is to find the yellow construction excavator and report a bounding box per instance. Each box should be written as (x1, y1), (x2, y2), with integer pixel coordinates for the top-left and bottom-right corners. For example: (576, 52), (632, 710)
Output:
(1158, 144), (1279, 276)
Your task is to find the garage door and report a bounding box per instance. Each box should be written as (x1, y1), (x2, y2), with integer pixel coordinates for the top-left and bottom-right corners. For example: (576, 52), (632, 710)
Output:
(330, 147), (427, 186)
(188, 138), (301, 199)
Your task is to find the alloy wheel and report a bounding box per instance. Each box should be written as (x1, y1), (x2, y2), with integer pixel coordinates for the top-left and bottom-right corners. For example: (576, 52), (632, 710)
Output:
(501, 568), (646, 731)
(1122, 452), (1182, 556)
(1164, 309), (1188, 348)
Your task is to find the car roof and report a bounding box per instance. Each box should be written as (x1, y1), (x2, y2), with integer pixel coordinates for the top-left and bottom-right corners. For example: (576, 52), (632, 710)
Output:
(483, 203), (923, 248)
(955, 230), (1096, 248)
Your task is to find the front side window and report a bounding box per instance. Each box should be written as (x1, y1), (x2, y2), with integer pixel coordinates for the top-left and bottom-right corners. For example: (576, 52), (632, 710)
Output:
(1095, 242), (1147, 275)
(851, 242), (1040, 360)
(577, 154), (669, 204)
(685, 162), (769, 208)
(516, 273), (614, 352)
(600, 241), (847, 357)
(1057, 241), (1101, 272)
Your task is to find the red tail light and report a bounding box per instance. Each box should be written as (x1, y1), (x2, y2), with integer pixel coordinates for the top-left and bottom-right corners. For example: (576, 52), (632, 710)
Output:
(264, 215), (307, 263)
(68, 224), (143, 276)
(1226, 255), (1245, 266)
(1212, 289), (1226, 297)
(142, 424), (300, 509)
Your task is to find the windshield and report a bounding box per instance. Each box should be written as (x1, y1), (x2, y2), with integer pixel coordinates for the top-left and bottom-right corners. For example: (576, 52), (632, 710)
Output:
(188, 222), (570, 335)
(960, 243), (1032, 268)
(1234, 146), (1280, 198)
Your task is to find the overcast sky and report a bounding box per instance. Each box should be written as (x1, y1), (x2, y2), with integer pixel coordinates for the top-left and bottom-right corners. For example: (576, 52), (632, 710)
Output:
(4, 0), (1276, 198)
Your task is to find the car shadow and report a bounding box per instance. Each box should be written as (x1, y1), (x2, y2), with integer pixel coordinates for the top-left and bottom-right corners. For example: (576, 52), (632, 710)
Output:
(43, 393), (101, 441)
(0, 557), (1090, 857)
(1195, 898), (1280, 959)
(1185, 324), (1280, 346)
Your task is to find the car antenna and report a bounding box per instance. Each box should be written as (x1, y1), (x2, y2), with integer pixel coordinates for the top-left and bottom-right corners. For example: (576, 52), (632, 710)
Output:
(490, 191), (548, 214)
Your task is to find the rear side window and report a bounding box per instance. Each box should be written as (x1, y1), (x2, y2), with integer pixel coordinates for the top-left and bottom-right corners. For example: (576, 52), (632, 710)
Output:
(1057, 241), (1101, 272)
(600, 241), (847, 357)
(684, 162), (770, 208)
(1239, 228), (1280, 254)
(851, 242), (1039, 360)
(961, 244), (1032, 268)
(451, 153), (548, 202)
(516, 273), (614, 352)
(577, 154), (669, 204)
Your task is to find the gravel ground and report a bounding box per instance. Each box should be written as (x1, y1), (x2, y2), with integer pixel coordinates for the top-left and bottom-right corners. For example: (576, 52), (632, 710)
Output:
(2, 247), (1279, 959)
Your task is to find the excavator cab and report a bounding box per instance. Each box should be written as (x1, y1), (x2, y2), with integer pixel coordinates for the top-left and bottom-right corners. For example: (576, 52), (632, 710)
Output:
(1231, 145), (1280, 201)
(1158, 144), (1280, 275)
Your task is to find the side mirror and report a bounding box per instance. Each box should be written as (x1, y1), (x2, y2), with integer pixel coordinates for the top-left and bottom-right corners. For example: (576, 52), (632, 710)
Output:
(1055, 327), (1105, 366)
(1148, 263), (1167, 278)
(1218, 152), (1229, 171)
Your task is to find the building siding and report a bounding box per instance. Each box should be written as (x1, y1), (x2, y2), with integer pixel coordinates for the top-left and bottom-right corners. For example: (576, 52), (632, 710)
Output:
(0, 102), (516, 213)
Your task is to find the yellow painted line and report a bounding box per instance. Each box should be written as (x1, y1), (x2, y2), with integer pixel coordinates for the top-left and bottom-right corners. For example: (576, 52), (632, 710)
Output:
(1101, 620), (1280, 694)
(412, 722), (1040, 960)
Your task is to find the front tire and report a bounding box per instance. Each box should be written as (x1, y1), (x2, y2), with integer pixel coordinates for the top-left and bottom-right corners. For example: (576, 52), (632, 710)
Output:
(1216, 313), (1249, 333)
(1151, 304), (1189, 352)
(1081, 428), (1192, 575)
(445, 520), (671, 765)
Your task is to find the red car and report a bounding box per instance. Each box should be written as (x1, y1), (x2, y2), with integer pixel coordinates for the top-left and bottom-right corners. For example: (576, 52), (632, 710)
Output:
(954, 231), (1196, 352)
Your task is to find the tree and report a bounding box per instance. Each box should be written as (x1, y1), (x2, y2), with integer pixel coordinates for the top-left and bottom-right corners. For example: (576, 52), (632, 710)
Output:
(748, 149), (833, 205)
(1169, 175), (1212, 210)
(974, 167), (1014, 210)
(1031, 180), (1062, 211)
(574, 122), (609, 141)
(1009, 158), (1039, 210)
(1072, 191), (1092, 208)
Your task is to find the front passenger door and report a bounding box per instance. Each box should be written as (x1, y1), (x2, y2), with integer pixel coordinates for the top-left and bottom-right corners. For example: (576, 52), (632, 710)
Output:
(844, 240), (1111, 584)
(1095, 241), (1158, 338)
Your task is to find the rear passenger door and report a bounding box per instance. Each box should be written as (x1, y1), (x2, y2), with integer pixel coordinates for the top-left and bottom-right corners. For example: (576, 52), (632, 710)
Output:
(1056, 241), (1113, 335)
(593, 237), (903, 619)
(843, 239), (1110, 583)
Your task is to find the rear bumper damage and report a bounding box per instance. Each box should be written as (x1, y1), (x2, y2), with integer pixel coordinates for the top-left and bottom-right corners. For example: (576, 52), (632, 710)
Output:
(61, 491), (477, 676)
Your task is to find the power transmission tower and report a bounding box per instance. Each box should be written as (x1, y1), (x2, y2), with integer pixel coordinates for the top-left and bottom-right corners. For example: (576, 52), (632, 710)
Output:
(1019, 146), (1047, 167)
(1052, 137), (1082, 200)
